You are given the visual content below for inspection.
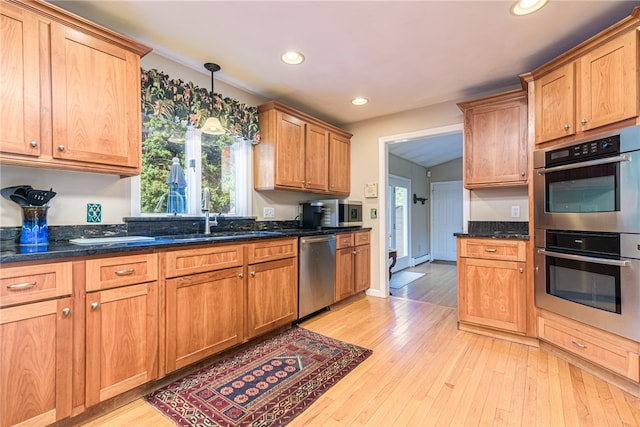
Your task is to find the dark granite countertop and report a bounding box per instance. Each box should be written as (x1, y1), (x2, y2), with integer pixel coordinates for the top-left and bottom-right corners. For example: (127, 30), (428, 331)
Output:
(454, 221), (529, 240)
(0, 227), (369, 264)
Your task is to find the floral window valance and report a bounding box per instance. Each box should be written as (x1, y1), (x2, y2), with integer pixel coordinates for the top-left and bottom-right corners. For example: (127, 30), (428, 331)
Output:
(140, 68), (260, 143)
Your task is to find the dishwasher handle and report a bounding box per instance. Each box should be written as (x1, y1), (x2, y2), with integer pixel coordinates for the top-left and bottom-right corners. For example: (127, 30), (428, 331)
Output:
(300, 235), (336, 244)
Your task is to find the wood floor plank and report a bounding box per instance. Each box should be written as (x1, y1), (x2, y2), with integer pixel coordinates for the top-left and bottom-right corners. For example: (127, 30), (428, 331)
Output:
(79, 270), (640, 427)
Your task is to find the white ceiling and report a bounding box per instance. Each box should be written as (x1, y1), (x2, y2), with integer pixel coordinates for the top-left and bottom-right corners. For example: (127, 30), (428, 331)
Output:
(51, 0), (639, 169)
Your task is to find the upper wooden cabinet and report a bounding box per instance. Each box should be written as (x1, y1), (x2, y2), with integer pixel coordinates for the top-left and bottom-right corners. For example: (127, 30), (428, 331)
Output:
(457, 90), (528, 188)
(527, 15), (640, 145)
(0, 0), (151, 176)
(255, 101), (352, 195)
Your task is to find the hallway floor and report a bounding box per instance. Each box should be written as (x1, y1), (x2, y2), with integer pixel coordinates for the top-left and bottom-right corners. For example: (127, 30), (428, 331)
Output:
(389, 260), (457, 307)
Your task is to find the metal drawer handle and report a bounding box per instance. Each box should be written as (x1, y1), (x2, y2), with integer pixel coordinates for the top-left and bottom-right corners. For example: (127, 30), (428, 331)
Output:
(90, 302), (99, 310)
(537, 249), (631, 267)
(571, 340), (587, 349)
(484, 248), (497, 252)
(7, 281), (37, 290)
(115, 269), (135, 276)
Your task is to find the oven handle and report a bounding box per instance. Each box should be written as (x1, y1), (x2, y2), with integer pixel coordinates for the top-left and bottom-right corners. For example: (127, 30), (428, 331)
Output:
(537, 249), (632, 267)
(536, 154), (631, 174)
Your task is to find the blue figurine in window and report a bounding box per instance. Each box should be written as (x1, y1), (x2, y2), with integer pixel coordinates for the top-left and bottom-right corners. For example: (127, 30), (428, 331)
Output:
(166, 157), (187, 214)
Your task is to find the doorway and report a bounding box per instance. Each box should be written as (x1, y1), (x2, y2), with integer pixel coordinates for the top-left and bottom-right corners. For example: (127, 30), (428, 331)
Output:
(388, 175), (411, 272)
(430, 180), (463, 261)
(378, 123), (466, 298)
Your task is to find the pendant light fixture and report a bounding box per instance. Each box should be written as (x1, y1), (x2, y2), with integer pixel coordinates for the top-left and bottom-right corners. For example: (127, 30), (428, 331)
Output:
(202, 62), (225, 135)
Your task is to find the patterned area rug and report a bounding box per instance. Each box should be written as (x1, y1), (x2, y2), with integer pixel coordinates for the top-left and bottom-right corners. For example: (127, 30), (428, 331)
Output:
(145, 327), (372, 426)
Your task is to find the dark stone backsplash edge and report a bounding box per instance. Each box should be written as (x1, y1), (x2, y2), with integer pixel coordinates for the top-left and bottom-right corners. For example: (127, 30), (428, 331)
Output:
(0, 217), (301, 243)
(468, 221), (529, 235)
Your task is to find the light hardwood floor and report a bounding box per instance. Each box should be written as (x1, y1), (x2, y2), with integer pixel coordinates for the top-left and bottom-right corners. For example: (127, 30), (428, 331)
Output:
(81, 293), (640, 426)
(389, 261), (458, 307)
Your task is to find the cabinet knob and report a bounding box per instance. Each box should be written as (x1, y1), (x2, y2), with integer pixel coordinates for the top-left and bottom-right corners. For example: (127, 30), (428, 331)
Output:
(250, 271), (256, 277)
(30, 140), (38, 148)
(301, 180), (306, 184)
(238, 272), (244, 278)
(581, 118), (588, 125)
(519, 268), (524, 273)
(58, 144), (65, 151)
(90, 302), (99, 310)
(520, 172), (525, 177)
(563, 124), (570, 131)
(62, 308), (71, 316)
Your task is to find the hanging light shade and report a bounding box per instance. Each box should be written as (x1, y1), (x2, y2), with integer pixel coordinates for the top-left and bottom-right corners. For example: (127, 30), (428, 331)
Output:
(202, 62), (226, 135)
(202, 117), (225, 135)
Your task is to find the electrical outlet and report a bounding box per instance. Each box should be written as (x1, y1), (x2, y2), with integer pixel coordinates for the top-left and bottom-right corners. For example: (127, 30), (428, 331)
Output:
(511, 205), (521, 218)
(263, 207), (275, 218)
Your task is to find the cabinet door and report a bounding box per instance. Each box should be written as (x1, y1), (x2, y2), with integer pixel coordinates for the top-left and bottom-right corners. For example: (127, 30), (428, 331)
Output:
(354, 244), (370, 293)
(580, 30), (638, 131)
(464, 95), (528, 186)
(329, 133), (350, 194)
(274, 111), (306, 189)
(247, 257), (297, 338)
(85, 283), (158, 406)
(50, 22), (141, 170)
(534, 62), (576, 144)
(305, 123), (329, 191)
(165, 268), (244, 372)
(458, 258), (526, 333)
(335, 247), (355, 302)
(0, 3), (42, 157)
(0, 298), (72, 427)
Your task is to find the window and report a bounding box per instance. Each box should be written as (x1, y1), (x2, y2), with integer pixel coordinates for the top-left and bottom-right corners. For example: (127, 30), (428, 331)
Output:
(135, 69), (259, 217)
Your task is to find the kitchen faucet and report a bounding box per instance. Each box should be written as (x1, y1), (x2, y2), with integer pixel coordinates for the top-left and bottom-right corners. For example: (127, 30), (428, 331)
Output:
(201, 188), (218, 234)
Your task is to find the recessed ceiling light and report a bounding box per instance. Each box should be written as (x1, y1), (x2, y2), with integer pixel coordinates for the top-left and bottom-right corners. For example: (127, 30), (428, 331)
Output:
(281, 51), (305, 65)
(510, 0), (548, 16)
(351, 97), (368, 106)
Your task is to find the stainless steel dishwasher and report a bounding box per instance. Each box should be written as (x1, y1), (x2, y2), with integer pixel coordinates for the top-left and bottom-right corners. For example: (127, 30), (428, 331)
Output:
(298, 234), (336, 319)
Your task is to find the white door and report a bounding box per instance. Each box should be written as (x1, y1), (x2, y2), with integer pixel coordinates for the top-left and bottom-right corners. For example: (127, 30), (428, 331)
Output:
(388, 175), (411, 271)
(430, 180), (463, 261)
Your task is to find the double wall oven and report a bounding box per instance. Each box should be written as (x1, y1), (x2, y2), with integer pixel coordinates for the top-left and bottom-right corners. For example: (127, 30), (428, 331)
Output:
(533, 125), (640, 342)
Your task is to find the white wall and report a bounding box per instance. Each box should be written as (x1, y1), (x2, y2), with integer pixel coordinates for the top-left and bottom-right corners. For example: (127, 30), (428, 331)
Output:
(469, 187), (529, 221)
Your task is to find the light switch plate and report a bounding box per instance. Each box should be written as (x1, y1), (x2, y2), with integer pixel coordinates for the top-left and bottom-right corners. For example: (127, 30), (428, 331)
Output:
(87, 203), (102, 223)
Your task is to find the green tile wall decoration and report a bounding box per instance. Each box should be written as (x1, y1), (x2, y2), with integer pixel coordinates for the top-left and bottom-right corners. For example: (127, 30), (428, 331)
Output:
(87, 203), (102, 223)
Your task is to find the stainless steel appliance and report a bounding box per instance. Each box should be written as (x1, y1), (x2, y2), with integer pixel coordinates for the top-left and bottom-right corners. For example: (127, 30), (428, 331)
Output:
(298, 234), (336, 319)
(319, 199), (363, 228)
(533, 125), (640, 233)
(535, 230), (640, 341)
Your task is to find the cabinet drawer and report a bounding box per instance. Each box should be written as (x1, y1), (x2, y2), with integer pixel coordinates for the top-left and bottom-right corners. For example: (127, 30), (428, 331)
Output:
(459, 238), (526, 262)
(247, 238), (297, 264)
(165, 244), (244, 278)
(354, 231), (370, 245)
(86, 253), (158, 291)
(336, 233), (354, 249)
(538, 313), (640, 382)
(0, 262), (72, 307)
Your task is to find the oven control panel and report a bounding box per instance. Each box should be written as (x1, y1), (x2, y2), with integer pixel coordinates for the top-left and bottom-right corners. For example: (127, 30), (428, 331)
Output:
(546, 135), (620, 166)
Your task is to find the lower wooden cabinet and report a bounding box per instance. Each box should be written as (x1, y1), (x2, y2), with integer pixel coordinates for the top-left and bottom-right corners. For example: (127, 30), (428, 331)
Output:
(457, 238), (527, 334)
(0, 298), (73, 427)
(165, 267), (244, 372)
(85, 283), (158, 407)
(335, 231), (371, 302)
(247, 257), (298, 339)
(538, 310), (640, 382)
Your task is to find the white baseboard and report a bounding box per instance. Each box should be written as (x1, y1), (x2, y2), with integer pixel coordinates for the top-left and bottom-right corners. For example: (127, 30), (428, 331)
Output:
(410, 254), (430, 267)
